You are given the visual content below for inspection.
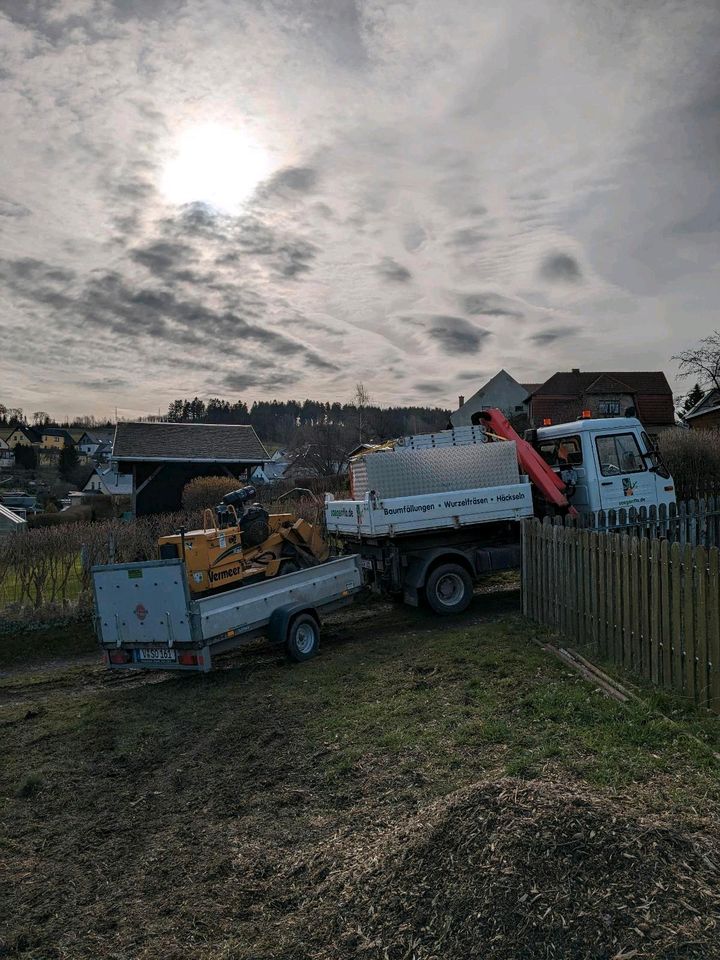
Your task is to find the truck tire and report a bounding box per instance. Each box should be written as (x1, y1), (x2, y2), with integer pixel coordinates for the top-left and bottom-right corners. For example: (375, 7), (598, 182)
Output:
(424, 563), (473, 615)
(286, 613), (320, 662)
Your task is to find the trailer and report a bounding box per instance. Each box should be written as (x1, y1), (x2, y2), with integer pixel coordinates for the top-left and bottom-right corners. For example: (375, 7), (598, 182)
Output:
(93, 555), (363, 671)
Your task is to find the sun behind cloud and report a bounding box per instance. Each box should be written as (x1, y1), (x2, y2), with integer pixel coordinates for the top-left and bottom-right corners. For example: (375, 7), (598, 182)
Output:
(160, 123), (273, 214)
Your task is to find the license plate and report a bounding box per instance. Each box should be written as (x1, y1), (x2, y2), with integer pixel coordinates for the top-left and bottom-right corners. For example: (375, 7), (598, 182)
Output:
(137, 647), (176, 662)
(361, 558), (374, 570)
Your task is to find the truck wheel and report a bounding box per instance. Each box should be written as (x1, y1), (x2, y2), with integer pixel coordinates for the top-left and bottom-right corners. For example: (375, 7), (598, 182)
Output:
(286, 614), (320, 662)
(424, 563), (473, 615)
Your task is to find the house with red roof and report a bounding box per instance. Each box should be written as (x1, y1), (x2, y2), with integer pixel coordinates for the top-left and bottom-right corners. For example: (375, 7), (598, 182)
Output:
(526, 369), (675, 435)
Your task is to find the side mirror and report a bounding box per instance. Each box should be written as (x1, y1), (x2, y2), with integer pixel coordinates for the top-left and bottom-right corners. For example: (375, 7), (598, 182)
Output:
(641, 452), (658, 472)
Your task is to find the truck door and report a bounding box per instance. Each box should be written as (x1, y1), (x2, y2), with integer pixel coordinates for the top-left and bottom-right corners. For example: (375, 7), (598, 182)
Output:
(536, 434), (590, 511)
(593, 431), (657, 513)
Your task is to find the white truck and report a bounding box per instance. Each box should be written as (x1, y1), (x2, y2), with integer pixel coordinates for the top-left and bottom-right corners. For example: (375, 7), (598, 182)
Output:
(324, 409), (675, 615)
(91, 409), (675, 670)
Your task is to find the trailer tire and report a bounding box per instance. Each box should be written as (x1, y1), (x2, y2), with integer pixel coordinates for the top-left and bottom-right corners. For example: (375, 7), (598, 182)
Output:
(424, 563), (473, 615)
(286, 613), (320, 662)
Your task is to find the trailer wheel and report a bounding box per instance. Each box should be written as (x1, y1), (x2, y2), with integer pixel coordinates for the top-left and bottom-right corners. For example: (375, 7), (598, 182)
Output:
(286, 613), (320, 662)
(424, 563), (473, 615)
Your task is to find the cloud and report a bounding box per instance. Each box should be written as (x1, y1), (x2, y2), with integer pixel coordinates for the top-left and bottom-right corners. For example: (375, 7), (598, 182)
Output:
(413, 381), (448, 393)
(129, 241), (195, 276)
(426, 316), (491, 355)
(1, 0), (719, 417)
(459, 293), (524, 320)
(539, 253), (583, 284)
(447, 227), (487, 249)
(375, 256), (412, 282)
(529, 325), (579, 346)
(266, 166), (318, 193)
(0, 196), (30, 218)
(222, 369), (302, 391)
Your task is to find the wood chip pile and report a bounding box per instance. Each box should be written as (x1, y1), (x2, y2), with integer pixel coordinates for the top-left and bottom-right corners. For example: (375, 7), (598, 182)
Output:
(278, 779), (720, 960)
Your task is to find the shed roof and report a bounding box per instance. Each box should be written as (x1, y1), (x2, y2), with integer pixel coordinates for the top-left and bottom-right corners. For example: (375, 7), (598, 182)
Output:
(112, 422), (269, 463)
(0, 503), (27, 526)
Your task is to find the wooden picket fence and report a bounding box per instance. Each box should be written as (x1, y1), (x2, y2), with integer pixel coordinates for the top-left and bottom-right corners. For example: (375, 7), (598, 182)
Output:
(522, 518), (720, 712)
(573, 497), (720, 549)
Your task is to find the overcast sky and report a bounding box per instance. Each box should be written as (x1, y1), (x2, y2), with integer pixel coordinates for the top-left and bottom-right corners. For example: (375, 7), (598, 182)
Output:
(1, 0), (719, 419)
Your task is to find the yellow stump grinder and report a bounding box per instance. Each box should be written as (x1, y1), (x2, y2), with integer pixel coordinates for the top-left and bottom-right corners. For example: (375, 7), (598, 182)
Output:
(158, 486), (329, 596)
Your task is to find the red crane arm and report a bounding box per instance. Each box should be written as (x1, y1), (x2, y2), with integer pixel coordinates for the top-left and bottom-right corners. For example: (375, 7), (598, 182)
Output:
(475, 409), (578, 517)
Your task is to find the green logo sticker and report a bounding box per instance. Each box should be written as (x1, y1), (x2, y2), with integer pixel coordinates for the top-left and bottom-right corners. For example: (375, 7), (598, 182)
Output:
(128, 568), (144, 579)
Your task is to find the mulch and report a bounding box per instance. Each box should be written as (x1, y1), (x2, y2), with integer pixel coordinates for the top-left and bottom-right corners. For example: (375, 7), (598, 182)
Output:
(275, 778), (720, 960)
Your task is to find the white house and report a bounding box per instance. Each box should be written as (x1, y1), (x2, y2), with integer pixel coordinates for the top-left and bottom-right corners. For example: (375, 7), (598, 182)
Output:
(0, 437), (14, 471)
(82, 467), (133, 497)
(252, 449), (290, 484)
(450, 370), (541, 427)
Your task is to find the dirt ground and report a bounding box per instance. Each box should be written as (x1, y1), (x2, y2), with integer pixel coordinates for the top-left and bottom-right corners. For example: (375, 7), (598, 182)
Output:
(2, 585), (720, 959)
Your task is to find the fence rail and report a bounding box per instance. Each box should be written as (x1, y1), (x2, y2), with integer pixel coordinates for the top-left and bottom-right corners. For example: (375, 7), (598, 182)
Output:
(522, 519), (720, 712)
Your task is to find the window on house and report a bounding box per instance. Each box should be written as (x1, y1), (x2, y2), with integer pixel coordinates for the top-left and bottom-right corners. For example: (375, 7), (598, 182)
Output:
(595, 433), (646, 476)
(598, 400), (621, 415)
(538, 435), (583, 467)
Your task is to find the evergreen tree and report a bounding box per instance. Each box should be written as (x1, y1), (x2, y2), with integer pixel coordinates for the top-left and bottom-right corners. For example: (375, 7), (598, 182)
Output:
(59, 444), (80, 480)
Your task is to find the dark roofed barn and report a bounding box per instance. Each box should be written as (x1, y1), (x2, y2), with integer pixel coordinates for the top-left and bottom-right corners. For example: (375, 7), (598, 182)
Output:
(113, 422), (269, 515)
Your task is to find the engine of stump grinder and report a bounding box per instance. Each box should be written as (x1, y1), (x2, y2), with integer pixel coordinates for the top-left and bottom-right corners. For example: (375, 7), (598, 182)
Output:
(158, 486), (330, 596)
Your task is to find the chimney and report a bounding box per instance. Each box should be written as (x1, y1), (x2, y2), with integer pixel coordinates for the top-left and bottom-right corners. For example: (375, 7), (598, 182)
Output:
(571, 368), (580, 374)
(458, 395), (465, 408)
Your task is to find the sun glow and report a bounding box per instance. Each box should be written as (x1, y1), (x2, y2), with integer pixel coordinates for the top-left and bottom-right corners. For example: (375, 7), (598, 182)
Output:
(161, 123), (273, 213)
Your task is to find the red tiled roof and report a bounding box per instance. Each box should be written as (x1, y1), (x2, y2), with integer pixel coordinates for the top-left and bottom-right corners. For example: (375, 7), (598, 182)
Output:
(532, 371), (671, 396)
(529, 371), (675, 426)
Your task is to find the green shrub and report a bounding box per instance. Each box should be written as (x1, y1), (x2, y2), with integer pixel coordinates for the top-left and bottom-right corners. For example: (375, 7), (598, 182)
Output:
(657, 428), (720, 495)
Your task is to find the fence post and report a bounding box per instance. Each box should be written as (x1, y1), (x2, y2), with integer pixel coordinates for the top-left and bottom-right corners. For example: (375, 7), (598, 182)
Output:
(619, 535), (631, 671)
(708, 547), (720, 714)
(659, 538), (671, 690)
(683, 543), (696, 702)
(650, 538), (660, 684)
(695, 545), (708, 709)
(670, 541), (683, 694)
(597, 533), (608, 657)
(629, 536), (641, 671)
(638, 537), (650, 679)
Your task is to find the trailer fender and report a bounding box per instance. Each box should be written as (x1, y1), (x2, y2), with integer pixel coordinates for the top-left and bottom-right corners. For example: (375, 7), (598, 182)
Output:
(267, 603), (320, 647)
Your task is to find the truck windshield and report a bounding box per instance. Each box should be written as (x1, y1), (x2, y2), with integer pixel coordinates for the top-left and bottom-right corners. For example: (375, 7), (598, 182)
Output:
(538, 435), (583, 468)
(596, 433), (646, 476)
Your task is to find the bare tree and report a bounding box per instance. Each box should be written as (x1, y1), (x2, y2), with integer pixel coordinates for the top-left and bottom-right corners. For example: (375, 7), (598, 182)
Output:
(32, 411), (51, 427)
(673, 331), (720, 392)
(353, 382), (372, 443)
(291, 421), (354, 477)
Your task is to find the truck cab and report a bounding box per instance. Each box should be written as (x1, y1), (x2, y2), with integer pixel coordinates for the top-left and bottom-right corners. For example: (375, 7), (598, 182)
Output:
(533, 416), (675, 515)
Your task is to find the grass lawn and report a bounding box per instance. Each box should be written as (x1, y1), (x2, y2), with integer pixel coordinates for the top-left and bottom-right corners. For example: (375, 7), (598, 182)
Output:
(2, 586), (719, 958)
